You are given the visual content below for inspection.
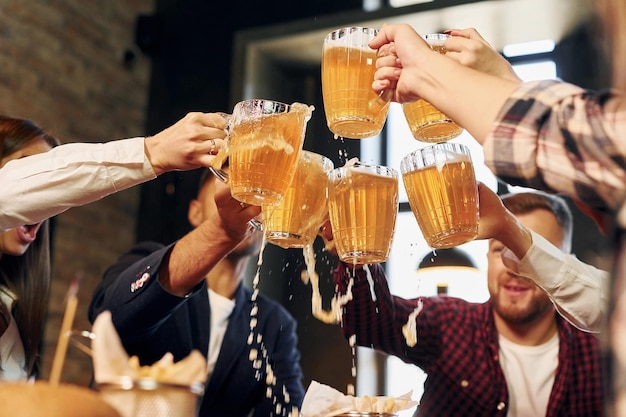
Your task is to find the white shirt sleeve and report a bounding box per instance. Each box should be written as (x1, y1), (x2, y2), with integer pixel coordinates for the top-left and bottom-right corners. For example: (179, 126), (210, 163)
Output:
(501, 230), (608, 333)
(0, 137), (156, 231)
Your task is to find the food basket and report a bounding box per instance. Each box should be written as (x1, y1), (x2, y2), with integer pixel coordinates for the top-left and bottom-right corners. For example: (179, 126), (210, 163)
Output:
(97, 378), (204, 417)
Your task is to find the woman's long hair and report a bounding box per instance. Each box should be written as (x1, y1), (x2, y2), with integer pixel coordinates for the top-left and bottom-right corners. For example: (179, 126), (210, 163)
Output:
(0, 116), (59, 377)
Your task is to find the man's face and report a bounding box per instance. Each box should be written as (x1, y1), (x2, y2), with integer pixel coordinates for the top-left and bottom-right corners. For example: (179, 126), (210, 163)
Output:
(487, 208), (564, 325)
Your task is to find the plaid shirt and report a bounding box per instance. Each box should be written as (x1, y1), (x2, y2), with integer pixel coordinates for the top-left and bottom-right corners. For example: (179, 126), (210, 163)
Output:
(334, 263), (604, 417)
(483, 79), (626, 216)
(482, 79), (626, 415)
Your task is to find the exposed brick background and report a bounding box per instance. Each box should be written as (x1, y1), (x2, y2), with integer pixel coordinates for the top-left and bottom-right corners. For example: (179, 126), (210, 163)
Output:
(0, 0), (154, 385)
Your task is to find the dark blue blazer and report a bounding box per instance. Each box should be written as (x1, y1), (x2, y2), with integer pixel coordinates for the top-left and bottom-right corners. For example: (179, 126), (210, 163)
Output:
(88, 241), (304, 417)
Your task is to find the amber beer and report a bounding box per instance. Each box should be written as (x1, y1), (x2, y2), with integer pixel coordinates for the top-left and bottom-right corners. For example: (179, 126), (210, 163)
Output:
(228, 99), (313, 206)
(322, 27), (390, 139)
(401, 143), (478, 248)
(402, 34), (463, 143)
(328, 164), (399, 264)
(263, 151), (334, 248)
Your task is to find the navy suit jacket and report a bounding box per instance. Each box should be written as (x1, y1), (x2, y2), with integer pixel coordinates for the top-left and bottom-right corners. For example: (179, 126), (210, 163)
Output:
(88, 241), (304, 417)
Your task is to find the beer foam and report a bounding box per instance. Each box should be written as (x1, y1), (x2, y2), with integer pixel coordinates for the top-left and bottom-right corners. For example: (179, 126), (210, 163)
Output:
(289, 102), (314, 120)
(434, 151), (471, 172)
(363, 264), (377, 303)
(304, 244), (354, 324)
(341, 157), (360, 168)
(402, 298), (424, 347)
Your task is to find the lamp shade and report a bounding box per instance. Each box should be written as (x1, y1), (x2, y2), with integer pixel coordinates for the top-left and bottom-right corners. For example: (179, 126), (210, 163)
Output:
(417, 247), (478, 270)
(415, 248), (488, 302)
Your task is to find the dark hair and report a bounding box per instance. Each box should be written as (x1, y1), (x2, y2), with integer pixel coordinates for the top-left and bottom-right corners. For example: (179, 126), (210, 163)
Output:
(501, 190), (573, 253)
(0, 115), (59, 377)
(0, 116), (59, 156)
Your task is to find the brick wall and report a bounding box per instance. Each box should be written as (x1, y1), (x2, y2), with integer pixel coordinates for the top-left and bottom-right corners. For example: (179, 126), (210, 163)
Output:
(0, 0), (154, 384)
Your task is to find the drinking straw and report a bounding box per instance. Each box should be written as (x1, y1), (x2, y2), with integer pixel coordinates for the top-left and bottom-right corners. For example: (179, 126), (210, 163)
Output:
(49, 272), (83, 385)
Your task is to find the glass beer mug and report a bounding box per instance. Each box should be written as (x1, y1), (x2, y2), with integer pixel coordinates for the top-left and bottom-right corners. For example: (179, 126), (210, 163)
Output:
(322, 27), (390, 139)
(327, 163), (399, 264)
(210, 99), (314, 207)
(402, 34), (463, 143)
(263, 150), (334, 249)
(401, 143), (479, 248)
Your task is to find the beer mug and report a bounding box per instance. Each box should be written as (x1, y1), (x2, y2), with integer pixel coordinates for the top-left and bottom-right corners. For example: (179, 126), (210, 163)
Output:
(328, 163), (398, 264)
(402, 34), (463, 143)
(211, 99), (313, 207)
(322, 27), (390, 139)
(263, 151), (334, 249)
(401, 143), (479, 249)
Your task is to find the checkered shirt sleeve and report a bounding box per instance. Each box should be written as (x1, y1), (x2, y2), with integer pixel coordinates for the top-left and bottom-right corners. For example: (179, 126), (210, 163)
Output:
(483, 79), (626, 213)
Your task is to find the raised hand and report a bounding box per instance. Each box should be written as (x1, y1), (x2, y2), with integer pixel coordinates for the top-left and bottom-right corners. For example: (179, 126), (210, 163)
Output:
(144, 112), (228, 175)
(444, 28), (522, 83)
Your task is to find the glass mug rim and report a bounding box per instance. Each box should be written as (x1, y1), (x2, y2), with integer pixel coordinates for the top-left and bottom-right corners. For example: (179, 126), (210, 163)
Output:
(329, 162), (398, 180)
(400, 142), (471, 172)
(421, 33), (449, 44)
(231, 98), (291, 123)
(325, 26), (379, 41)
(300, 149), (334, 167)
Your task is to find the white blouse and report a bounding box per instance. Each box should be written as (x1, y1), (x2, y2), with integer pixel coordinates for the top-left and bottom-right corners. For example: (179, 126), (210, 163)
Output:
(0, 287), (27, 381)
(0, 137), (155, 232)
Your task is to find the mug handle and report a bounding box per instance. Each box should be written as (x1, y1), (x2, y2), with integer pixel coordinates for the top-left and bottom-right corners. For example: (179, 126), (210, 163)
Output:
(209, 166), (229, 183)
(368, 88), (393, 113)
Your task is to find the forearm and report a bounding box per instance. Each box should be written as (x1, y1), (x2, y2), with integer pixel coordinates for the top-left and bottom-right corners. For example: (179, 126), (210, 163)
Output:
(502, 231), (608, 332)
(495, 211), (534, 260)
(160, 222), (239, 296)
(410, 53), (519, 143)
(0, 137), (155, 230)
(483, 80), (626, 212)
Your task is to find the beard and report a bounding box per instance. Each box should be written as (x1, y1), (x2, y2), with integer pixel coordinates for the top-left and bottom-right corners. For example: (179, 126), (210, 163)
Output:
(492, 291), (554, 325)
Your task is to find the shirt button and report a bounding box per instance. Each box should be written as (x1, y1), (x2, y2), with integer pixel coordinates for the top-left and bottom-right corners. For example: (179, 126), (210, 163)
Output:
(497, 402), (506, 411)
(460, 380), (469, 388)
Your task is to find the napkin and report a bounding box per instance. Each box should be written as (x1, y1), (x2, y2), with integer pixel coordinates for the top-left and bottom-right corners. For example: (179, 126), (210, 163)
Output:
(301, 381), (418, 417)
(91, 311), (207, 385)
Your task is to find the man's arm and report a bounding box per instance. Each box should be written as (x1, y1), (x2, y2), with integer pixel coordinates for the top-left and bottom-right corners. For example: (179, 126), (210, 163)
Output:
(477, 183), (608, 332)
(503, 231), (608, 333)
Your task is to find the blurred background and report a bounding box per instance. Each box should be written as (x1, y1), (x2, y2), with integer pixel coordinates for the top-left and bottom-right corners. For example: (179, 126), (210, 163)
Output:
(0, 0), (610, 414)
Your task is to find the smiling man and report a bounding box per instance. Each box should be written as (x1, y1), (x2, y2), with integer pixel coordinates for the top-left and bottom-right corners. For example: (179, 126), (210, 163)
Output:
(332, 189), (603, 417)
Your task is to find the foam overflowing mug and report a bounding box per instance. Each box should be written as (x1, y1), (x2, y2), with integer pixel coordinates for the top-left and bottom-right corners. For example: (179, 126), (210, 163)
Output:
(327, 163), (398, 264)
(322, 27), (390, 139)
(401, 143), (479, 249)
(263, 151), (334, 249)
(210, 99), (313, 208)
(402, 34), (463, 143)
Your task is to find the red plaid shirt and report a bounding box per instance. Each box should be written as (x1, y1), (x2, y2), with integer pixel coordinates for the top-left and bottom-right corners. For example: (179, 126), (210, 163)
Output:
(334, 262), (604, 417)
